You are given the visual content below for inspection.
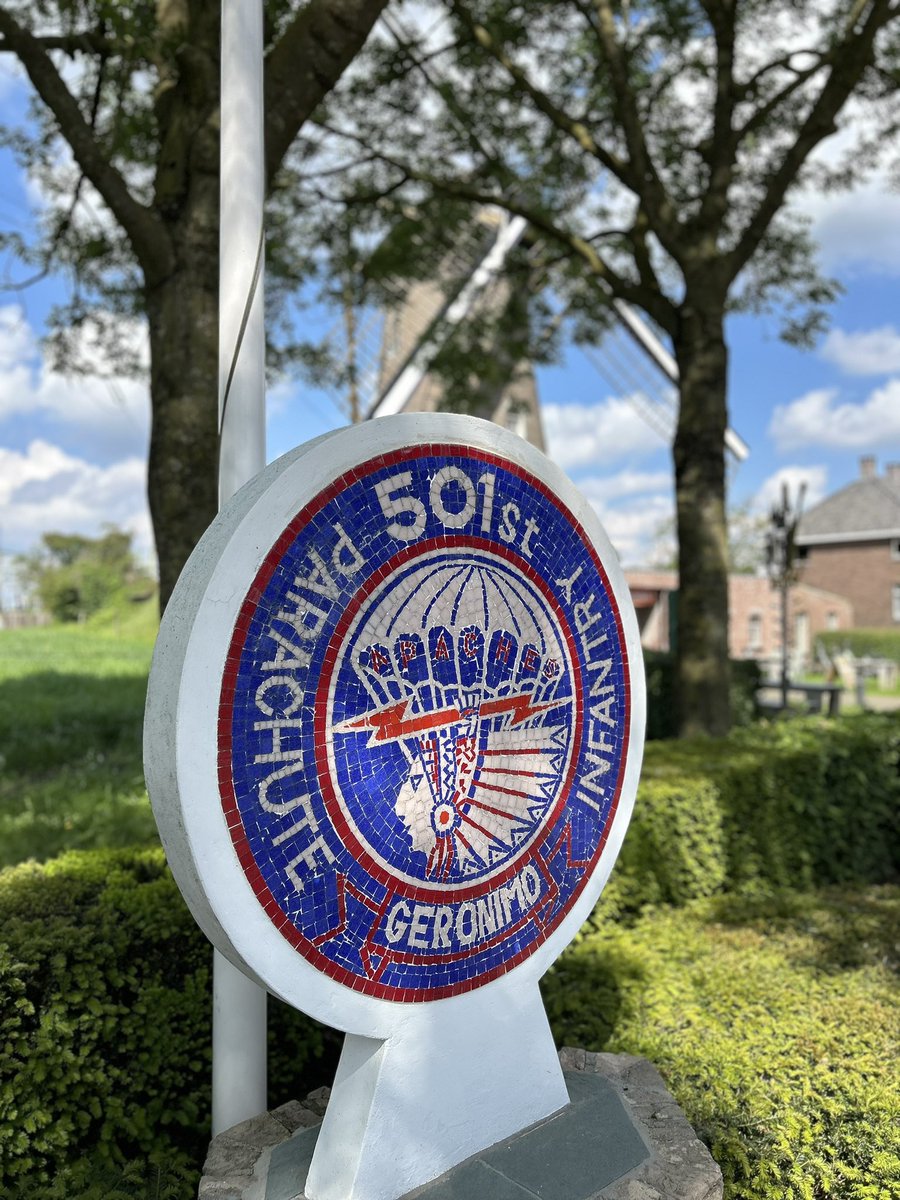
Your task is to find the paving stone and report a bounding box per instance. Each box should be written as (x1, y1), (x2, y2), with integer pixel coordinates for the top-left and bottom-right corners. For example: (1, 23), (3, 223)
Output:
(271, 1100), (322, 1135)
(266, 1127), (319, 1200)
(203, 1135), (265, 1178)
(197, 1053), (724, 1200)
(223, 1111), (291, 1149)
(409, 1160), (539, 1199)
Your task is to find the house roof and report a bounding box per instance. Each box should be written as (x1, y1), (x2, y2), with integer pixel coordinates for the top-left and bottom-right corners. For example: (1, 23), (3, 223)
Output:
(796, 475), (900, 545)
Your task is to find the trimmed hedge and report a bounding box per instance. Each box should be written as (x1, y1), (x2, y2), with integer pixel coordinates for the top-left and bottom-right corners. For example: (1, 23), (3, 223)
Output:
(644, 652), (762, 740)
(0, 849), (339, 1198)
(819, 627), (900, 663)
(600, 712), (900, 921)
(544, 887), (900, 1200)
(1, 715), (897, 1196)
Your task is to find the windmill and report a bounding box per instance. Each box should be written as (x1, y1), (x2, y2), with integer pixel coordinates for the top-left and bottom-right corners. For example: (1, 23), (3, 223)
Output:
(328, 208), (749, 463)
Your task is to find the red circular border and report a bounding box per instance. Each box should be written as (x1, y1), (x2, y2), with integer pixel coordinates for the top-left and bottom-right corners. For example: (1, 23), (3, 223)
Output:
(314, 536), (584, 905)
(217, 442), (633, 1002)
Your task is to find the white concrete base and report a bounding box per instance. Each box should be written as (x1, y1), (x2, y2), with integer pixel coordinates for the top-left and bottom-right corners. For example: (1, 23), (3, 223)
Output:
(305, 979), (568, 1200)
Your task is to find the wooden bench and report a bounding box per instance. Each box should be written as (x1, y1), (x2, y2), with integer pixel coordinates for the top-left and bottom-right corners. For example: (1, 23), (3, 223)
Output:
(757, 681), (842, 717)
(792, 682), (842, 716)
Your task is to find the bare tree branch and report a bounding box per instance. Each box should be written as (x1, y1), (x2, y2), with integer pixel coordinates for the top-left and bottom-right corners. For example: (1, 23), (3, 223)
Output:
(0, 29), (120, 56)
(592, 0), (682, 254)
(383, 10), (514, 190)
(734, 55), (836, 145)
(450, 1), (631, 184)
(0, 5), (172, 283)
(264, 0), (389, 188)
(695, 0), (737, 235)
(726, 0), (894, 284)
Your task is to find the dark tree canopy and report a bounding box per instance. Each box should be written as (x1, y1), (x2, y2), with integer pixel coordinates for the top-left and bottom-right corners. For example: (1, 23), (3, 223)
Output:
(300, 0), (900, 733)
(0, 0), (389, 608)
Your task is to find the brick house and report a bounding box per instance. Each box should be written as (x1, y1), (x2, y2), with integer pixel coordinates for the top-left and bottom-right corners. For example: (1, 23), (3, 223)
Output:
(626, 570), (853, 675)
(795, 457), (900, 628)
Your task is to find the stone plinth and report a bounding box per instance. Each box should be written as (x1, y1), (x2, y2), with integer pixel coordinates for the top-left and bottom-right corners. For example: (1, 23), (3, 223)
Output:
(199, 1050), (723, 1200)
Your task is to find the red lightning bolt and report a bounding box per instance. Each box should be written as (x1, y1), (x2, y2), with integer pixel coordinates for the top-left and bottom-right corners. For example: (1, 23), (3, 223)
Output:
(335, 692), (567, 745)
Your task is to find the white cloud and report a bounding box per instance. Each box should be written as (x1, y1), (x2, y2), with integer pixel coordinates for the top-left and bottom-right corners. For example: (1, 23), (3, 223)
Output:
(753, 465), (828, 515)
(0, 440), (152, 560)
(791, 75), (900, 276)
(576, 470), (673, 566)
(578, 469), (672, 505)
(821, 325), (900, 376)
(769, 383), (900, 451)
(0, 56), (25, 102)
(542, 396), (664, 469)
(0, 306), (149, 457)
(806, 188), (900, 276)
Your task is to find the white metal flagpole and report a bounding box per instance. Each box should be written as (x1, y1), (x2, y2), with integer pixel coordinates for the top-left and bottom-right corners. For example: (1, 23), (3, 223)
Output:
(213, 0), (268, 1135)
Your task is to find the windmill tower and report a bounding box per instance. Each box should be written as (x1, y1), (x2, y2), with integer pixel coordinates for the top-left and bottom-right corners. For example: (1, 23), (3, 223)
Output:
(336, 209), (747, 463)
(372, 212), (545, 450)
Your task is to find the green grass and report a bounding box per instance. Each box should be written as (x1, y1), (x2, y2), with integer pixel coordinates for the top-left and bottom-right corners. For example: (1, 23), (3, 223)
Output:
(0, 620), (159, 867)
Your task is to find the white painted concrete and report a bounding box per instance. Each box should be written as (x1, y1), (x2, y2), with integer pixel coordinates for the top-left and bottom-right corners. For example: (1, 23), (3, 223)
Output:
(145, 413), (646, 1199)
(306, 978), (567, 1200)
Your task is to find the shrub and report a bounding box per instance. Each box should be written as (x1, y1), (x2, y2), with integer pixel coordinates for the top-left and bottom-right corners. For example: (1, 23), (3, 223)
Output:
(0, 849), (337, 1198)
(544, 887), (900, 1200)
(601, 776), (727, 920)
(2, 714), (897, 1194)
(605, 713), (900, 919)
(819, 627), (900, 663)
(644, 652), (762, 740)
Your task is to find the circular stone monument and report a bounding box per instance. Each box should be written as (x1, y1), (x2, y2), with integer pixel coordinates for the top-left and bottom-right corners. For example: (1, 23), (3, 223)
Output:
(145, 413), (645, 1200)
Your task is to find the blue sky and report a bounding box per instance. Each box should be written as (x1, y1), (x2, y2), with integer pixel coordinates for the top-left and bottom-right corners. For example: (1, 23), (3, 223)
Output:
(1, 57), (899, 594)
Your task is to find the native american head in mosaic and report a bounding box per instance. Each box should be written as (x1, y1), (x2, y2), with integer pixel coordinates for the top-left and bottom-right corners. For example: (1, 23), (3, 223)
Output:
(331, 553), (573, 887)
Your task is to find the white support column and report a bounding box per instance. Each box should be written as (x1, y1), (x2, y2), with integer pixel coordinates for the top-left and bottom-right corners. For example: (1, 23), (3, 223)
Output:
(214, 0), (268, 1136)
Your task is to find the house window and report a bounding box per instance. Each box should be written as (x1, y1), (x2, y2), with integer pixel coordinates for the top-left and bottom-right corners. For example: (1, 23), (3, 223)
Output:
(891, 538), (900, 562)
(747, 612), (763, 652)
(826, 610), (839, 631)
(893, 584), (900, 623)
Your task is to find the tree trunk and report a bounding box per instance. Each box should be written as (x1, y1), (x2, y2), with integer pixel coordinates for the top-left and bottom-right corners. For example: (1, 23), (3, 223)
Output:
(145, 97), (220, 613)
(144, 3), (221, 613)
(672, 298), (731, 737)
(146, 264), (219, 611)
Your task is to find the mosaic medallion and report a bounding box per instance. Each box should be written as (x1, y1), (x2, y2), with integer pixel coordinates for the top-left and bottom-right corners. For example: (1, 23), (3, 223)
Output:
(218, 443), (632, 1001)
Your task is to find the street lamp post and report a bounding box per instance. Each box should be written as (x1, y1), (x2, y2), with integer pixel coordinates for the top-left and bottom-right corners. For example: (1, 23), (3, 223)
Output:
(765, 482), (806, 709)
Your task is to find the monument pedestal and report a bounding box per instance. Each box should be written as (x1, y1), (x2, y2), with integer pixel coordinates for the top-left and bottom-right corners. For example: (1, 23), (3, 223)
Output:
(199, 1050), (723, 1200)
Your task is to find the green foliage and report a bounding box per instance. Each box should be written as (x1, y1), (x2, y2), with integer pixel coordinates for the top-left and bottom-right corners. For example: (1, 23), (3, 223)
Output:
(819, 628), (900, 664)
(644, 652), (762, 740)
(17, 529), (154, 624)
(600, 713), (900, 922)
(603, 775), (727, 919)
(543, 887), (900, 1200)
(0, 849), (339, 1198)
(2, 628), (896, 1196)
(34, 1154), (199, 1200)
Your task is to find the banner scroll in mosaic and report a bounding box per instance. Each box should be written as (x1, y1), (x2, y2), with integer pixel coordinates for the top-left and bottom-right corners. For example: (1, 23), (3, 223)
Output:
(145, 413), (646, 1200)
